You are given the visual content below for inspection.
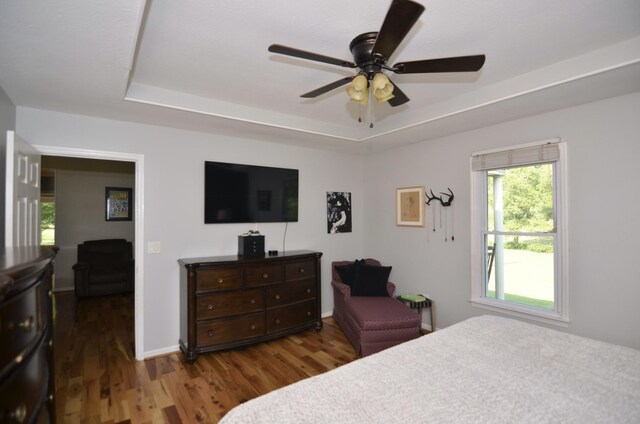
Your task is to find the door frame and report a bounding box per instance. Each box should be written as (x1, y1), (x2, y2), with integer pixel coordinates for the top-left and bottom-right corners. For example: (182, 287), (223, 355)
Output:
(35, 145), (146, 361)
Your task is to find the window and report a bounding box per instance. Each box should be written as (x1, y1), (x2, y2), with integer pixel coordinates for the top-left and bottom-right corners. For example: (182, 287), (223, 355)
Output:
(40, 172), (55, 246)
(470, 140), (569, 324)
(41, 202), (55, 245)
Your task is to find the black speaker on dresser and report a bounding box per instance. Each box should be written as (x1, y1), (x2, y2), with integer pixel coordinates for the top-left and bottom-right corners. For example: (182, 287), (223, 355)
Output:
(238, 235), (265, 257)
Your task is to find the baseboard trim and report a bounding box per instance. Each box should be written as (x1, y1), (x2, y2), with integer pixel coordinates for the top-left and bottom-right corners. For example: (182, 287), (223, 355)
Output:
(143, 345), (180, 360)
(421, 323), (435, 332)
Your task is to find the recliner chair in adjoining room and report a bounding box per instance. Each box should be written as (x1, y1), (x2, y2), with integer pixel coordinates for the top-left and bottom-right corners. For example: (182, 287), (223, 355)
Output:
(73, 239), (134, 297)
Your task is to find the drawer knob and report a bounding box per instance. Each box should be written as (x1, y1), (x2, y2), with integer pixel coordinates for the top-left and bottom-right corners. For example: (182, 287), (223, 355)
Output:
(250, 324), (256, 330)
(48, 290), (53, 298)
(207, 304), (214, 310)
(217, 278), (224, 284)
(250, 298), (256, 304)
(9, 404), (27, 423)
(275, 294), (280, 300)
(299, 267), (305, 273)
(15, 353), (24, 364)
(307, 311), (312, 316)
(208, 329), (214, 337)
(48, 339), (53, 348)
(275, 319), (280, 324)
(262, 273), (269, 279)
(306, 288), (311, 294)
(18, 316), (35, 332)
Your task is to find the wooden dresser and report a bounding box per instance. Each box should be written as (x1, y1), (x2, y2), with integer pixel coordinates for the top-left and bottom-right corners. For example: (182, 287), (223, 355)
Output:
(0, 247), (57, 423)
(179, 250), (322, 363)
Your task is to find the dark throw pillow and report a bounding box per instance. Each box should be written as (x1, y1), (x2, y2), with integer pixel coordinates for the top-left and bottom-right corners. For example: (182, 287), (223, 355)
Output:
(352, 263), (392, 297)
(335, 259), (366, 288)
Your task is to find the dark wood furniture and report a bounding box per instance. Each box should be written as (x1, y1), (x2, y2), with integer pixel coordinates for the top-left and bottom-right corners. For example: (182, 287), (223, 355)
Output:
(0, 246), (57, 423)
(179, 250), (322, 363)
(73, 239), (134, 297)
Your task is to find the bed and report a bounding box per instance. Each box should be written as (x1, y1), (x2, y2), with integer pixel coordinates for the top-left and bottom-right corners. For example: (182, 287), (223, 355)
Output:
(220, 315), (640, 423)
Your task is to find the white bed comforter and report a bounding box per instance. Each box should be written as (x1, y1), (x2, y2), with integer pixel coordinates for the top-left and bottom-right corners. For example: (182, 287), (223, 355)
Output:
(220, 315), (640, 423)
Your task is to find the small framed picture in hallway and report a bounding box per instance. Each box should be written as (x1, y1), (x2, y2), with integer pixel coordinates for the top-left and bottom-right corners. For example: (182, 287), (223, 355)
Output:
(106, 187), (133, 221)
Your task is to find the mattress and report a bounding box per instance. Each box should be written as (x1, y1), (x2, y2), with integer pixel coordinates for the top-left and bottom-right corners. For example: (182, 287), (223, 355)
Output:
(220, 315), (640, 423)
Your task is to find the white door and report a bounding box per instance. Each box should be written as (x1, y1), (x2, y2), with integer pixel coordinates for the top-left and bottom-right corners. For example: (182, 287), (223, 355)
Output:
(5, 130), (41, 247)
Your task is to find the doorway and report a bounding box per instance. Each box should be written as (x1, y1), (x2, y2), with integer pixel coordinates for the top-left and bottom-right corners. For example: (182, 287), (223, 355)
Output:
(41, 156), (135, 291)
(34, 145), (145, 360)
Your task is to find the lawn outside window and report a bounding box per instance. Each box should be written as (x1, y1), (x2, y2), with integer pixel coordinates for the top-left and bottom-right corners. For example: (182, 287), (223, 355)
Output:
(470, 139), (569, 325)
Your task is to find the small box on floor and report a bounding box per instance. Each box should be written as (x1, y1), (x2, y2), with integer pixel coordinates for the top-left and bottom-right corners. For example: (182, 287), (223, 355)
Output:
(238, 235), (265, 257)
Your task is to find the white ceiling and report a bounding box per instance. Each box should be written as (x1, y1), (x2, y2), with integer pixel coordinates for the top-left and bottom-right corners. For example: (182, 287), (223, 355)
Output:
(1, 0), (639, 152)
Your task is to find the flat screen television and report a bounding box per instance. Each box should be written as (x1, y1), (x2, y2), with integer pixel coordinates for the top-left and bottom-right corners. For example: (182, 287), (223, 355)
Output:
(204, 161), (299, 224)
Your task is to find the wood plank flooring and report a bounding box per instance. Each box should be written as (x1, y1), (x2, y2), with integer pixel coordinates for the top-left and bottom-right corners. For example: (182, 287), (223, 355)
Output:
(52, 292), (357, 423)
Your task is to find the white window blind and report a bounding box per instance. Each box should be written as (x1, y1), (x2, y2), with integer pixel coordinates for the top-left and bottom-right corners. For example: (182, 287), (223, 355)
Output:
(472, 142), (559, 171)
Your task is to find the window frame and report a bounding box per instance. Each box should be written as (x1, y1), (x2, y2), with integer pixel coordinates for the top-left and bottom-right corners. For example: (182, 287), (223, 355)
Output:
(470, 139), (570, 326)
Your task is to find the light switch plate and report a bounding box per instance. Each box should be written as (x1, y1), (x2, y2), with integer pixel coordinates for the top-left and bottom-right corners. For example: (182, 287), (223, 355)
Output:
(148, 242), (161, 254)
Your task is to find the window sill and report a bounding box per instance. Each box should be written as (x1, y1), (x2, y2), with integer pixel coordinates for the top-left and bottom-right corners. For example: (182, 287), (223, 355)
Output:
(469, 297), (570, 327)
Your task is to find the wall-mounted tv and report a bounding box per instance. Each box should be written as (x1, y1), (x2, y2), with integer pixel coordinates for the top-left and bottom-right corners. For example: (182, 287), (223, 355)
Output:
(205, 161), (299, 224)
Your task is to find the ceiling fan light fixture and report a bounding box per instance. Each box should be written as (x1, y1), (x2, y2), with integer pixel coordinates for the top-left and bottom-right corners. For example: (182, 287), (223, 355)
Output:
(372, 72), (395, 103)
(347, 74), (369, 105)
(269, 0), (486, 114)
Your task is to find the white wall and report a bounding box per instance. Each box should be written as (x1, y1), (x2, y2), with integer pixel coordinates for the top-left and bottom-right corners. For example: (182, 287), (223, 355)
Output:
(364, 91), (640, 350)
(54, 169), (135, 290)
(16, 107), (365, 355)
(0, 85), (17, 244)
(15, 91), (640, 355)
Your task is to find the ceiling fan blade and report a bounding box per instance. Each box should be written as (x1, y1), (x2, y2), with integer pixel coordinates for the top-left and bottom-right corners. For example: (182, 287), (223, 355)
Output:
(301, 77), (354, 98)
(393, 55), (486, 74)
(387, 81), (410, 107)
(269, 44), (357, 68)
(372, 0), (425, 61)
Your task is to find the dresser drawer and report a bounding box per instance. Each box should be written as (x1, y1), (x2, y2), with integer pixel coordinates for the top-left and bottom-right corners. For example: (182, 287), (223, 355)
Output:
(265, 279), (316, 308)
(196, 289), (264, 320)
(196, 267), (243, 292)
(285, 260), (316, 281)
(0, 280), (45, 377)
(197, 313), (265, 347)
(266, 300), (316, 334)
(0, 338), (50, 424)
(245, 264), (283, 286)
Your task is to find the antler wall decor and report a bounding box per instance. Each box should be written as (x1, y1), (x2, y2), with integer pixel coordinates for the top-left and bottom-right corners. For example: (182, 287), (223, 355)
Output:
(425, 188), (454, 207)
(425, 188), (455, 241)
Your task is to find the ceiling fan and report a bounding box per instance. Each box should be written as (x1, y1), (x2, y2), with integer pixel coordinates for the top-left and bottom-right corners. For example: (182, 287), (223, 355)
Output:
(268, 0), (486, 109)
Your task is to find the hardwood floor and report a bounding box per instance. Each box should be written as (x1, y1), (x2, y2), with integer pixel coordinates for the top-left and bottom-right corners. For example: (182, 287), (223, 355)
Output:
(52, 292), (357, 423)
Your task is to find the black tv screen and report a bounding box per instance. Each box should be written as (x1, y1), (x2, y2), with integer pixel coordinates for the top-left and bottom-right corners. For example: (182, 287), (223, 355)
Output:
(205, 161), (299, 224)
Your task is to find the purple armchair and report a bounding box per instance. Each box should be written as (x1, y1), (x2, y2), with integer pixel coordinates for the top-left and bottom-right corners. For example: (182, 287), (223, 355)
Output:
(332, 259), (421, 357)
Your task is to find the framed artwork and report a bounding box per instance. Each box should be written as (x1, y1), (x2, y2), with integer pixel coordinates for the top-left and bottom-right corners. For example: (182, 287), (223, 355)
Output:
(105, 187), (133, 221)
(327, 192), (352, 234)
(396, 186), (425, 227)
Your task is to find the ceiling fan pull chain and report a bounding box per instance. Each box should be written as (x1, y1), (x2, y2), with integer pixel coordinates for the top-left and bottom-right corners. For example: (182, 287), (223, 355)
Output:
(369, 83), (374, 128)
